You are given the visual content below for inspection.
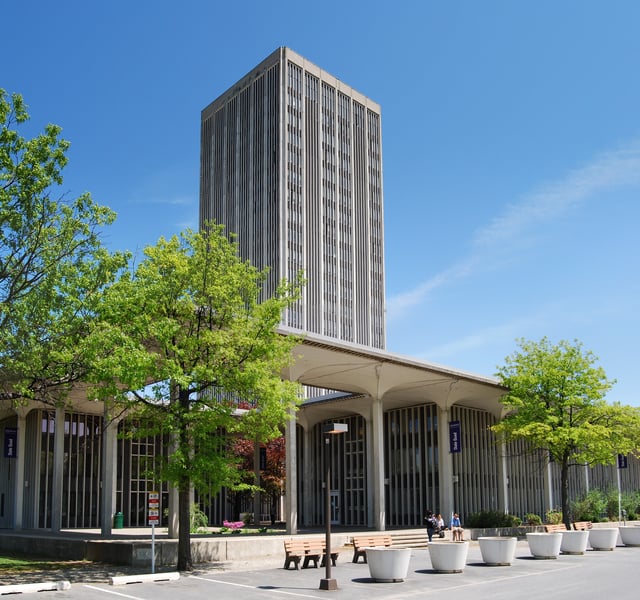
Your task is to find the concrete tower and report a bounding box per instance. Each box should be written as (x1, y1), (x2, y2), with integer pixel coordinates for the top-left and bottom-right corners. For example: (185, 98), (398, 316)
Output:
(200, 47), (385, 349)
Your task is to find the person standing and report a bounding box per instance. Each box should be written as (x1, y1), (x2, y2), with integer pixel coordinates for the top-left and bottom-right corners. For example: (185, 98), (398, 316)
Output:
(424, 509), (437, 542)
(451, 513), (464, 541)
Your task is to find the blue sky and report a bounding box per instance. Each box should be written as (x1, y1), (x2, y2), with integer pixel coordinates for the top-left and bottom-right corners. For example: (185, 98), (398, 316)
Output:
(3, 1), (638, 406)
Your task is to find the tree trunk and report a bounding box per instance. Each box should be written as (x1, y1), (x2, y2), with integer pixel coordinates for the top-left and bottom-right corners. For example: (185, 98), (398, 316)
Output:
(561, 455), (571, 530)
(177, 481), (192, 571)
(176, 386), (193, 571)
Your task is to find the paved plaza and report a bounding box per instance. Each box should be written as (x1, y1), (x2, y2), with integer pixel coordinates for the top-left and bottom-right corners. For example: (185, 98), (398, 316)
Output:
(8, 539), (640, 600)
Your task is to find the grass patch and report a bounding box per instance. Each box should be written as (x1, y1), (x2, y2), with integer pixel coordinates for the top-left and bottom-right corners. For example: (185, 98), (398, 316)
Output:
(0, 553), (91, 573)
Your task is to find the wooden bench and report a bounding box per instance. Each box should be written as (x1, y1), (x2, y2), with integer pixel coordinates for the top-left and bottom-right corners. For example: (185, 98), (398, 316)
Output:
(573, 521), (593, 530)
(390, 531), (430, 549)
(283, 539), (340, 570)
(351, 534), (393, 563)
(544, 523), (568, 533)
(284, 540), (316, 570)
(307, 539), (339, 568)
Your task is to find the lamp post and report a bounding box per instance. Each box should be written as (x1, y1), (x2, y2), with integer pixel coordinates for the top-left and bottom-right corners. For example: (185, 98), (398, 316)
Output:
(319, 422), (348, 591)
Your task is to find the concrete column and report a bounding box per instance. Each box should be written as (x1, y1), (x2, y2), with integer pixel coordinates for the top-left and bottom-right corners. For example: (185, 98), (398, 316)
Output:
(13, 411), (27, 530)
(370, 396), (385, 530)
(100, 406), (118, 536)
(499, 443), (509, 514)
(365, 416), (374, 527)
(301, 428), (312, 527)
(544, 460), (554, 514)
(50, 406), (65, 532)
(437, 407), (454, 518)
(167, 484), (179, 538)
(284, 410), (297, 534)
(584, 464), (590, 493)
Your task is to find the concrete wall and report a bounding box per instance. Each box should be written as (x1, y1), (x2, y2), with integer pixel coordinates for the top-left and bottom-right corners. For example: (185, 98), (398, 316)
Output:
(0, 535), (88, 560)
(0, 532), (352, 567)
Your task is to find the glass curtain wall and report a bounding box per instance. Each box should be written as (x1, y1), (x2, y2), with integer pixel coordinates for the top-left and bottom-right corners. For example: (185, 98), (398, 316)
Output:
(449, 406), (500, 521)
(22, 410), (102, 529)
(385, 404), (439, 527)
(304, 415), (366, 527)
(13, 405), (640, 530)
(116, 421), (168, 527)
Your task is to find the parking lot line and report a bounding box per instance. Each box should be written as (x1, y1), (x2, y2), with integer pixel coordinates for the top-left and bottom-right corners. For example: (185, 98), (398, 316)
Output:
(83, 584), (148, 599)
(191, 575), (326, 598)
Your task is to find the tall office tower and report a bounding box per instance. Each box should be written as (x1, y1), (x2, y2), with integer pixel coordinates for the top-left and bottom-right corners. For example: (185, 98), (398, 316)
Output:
(200, 47), (385, 349)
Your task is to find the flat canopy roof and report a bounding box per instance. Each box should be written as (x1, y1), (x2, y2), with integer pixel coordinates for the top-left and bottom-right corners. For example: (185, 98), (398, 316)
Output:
(0, 330), (508, 425)
(280, 328), (508, 426)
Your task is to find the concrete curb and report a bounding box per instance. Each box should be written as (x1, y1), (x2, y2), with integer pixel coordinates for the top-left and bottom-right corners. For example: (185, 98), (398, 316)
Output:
(109, 572), (180, 585)
(0, 580), (70, 594)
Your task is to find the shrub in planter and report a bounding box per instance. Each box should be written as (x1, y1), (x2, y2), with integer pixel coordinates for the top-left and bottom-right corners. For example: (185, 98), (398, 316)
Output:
(619, 491), (640, 521)
(466, 510), (522, 528)
(526, 513), (542, 526)
(545, 509), (563, 525)
(573, 488), (640, 522)
(571, 489), (606, 523)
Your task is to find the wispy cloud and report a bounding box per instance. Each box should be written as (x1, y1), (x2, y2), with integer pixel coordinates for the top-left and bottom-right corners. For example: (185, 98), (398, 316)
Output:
(387, 140), (640, 320)
(414, 297), (609, 367)
(472, 141), (640, 251)
(416, 318), (531, 364)
(386, 260), (476, 316)
(127, 165), (198, 207)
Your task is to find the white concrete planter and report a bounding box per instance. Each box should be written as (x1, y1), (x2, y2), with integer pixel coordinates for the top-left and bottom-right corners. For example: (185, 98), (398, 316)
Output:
(619, 526), (640, 547)
(526, 532), (562, 559)
(365, 547), (412, 582)
(428, 541), (469, 573)
(478, 537), (517, 566)
(589, 528), (618, 551)
(560, 530), (590, 555)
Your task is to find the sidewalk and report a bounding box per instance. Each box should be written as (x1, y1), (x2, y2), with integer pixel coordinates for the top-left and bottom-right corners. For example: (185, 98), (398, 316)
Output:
(184, 539), (640, 600)
(1, 524), (634, 586)
(4, 538), (640, 599)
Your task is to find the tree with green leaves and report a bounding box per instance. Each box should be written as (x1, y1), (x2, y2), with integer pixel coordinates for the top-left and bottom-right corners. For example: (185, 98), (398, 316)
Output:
(492, 337), (640, 529)
(232, 435), (287, 524)
(0, 89), (126, 406)
(87, 226), (303, 571)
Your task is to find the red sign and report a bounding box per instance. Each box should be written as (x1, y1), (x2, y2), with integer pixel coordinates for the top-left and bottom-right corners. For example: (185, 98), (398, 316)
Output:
(148, 491), (160, 525)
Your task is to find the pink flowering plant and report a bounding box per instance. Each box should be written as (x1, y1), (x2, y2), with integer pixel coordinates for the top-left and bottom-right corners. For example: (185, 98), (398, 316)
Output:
(222, 520), (245, 533)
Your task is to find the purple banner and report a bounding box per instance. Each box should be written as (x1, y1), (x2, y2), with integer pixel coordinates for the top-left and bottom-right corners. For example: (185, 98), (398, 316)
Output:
(4, 427), (17, 458)
(449, 420), (461, 454)
(618, 454), (628, 469)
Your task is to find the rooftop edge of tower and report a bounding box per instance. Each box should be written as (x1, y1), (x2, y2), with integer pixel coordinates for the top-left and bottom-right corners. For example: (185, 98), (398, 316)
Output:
(201, 46), (381, 121)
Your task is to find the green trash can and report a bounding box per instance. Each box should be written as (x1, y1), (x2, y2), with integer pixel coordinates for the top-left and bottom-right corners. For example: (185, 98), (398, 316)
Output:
(113, 511), (124, 529)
